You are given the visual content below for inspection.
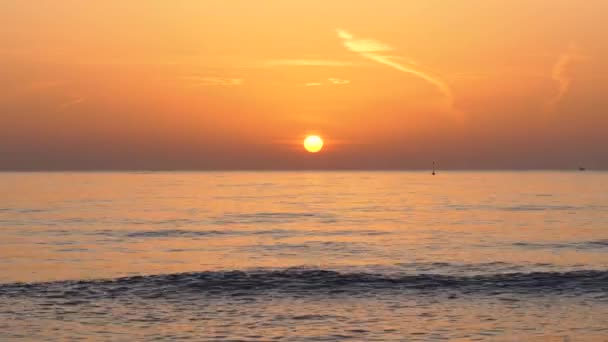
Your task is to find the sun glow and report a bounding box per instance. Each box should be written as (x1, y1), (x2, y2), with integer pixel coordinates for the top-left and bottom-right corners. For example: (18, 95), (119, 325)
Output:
(303, 135), (324, 153)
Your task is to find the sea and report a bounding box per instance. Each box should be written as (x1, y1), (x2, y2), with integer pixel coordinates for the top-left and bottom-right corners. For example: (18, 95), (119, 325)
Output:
(0, 171), (607, 341)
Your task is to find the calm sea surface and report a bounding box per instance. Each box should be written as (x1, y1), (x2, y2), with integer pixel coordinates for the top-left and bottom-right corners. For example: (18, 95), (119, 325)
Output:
(1, 172), (607, 341)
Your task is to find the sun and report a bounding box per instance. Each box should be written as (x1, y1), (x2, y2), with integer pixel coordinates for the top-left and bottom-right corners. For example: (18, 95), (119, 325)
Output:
(303, 135), (323, 153)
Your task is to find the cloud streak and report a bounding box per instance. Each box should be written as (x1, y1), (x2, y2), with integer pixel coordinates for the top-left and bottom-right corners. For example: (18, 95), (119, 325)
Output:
(59, 96), (85, 110)
(304, 78), (350, 87)
(337, 29), (453, 107)
(545, 46), (588, 112)
(328, 78), (350, 85)
(267, 59), (357, 67)
(183, 76), (243, 87)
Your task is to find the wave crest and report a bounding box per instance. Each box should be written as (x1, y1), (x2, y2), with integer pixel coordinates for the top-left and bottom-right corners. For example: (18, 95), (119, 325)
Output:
(2, 269), (607, 299)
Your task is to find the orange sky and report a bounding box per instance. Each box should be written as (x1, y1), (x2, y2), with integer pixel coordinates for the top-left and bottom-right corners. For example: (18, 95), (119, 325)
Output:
(1, 0), (607, 169)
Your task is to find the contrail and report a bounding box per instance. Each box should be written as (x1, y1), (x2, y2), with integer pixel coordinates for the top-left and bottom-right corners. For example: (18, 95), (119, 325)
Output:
(337, 29), (453, 107)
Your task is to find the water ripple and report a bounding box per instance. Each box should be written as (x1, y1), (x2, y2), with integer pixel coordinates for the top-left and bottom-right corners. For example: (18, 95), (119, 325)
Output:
(513, 240), (608, 250)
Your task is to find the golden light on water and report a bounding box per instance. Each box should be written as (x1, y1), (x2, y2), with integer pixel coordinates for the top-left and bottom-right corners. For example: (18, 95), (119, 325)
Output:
(303, 135), (324, 153)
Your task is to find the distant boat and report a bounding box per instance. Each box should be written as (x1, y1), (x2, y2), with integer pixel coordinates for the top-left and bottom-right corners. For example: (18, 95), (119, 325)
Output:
(579, 167), (586, 171)
(432, 161), (436, 176)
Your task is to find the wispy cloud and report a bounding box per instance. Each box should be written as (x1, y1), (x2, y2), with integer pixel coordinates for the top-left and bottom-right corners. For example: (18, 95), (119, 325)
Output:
(545, 45), (588, 112)
(12, 79), (85, 111)
(267, 59), (357, 67)
(336, 29), (453, 107)
(59, 96), (86, 110)
(328, 78), (350, 85)
(304, 78), (350, 87)
(183, 76), (244, 86)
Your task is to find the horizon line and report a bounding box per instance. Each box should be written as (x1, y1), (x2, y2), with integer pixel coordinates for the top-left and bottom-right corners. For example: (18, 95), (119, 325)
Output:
(0, 169), (604, 172)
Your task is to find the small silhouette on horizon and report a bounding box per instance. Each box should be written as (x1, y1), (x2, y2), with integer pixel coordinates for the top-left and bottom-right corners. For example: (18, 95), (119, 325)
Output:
(579, 166), (586, 171)
(432, 161), (436, 176)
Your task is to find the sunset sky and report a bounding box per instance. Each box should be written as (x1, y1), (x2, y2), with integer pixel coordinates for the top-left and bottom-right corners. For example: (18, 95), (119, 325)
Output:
(1, 0), (607, 170)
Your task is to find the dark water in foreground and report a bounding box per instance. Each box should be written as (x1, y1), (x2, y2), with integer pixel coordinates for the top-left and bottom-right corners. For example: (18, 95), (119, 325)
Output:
(1, 172), (607, 340)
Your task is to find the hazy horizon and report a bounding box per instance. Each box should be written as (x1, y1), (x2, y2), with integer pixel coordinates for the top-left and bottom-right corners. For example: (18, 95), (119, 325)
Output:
(0, 168), (605, 172)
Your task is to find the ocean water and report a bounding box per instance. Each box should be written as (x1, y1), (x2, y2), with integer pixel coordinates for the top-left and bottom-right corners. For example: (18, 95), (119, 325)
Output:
(0, 171), (607, 341)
